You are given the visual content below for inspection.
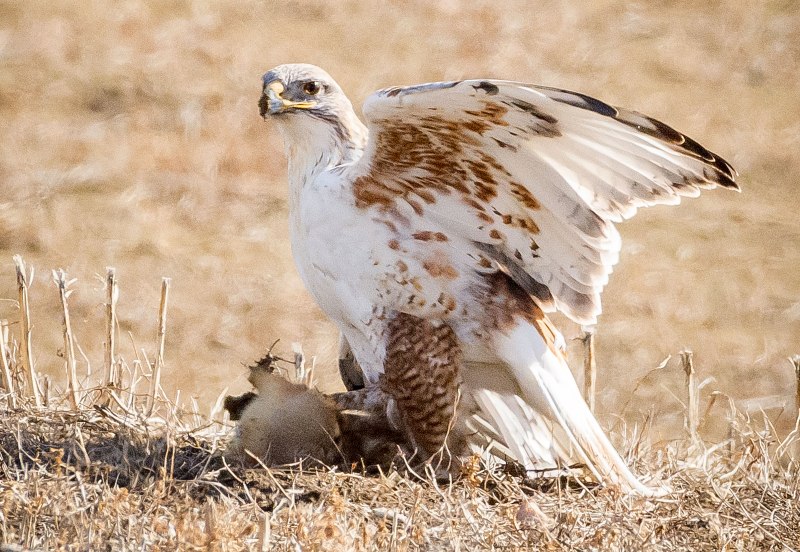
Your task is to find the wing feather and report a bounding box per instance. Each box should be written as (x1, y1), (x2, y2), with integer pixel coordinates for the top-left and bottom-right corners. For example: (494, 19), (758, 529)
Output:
(350, 79), (737, 324)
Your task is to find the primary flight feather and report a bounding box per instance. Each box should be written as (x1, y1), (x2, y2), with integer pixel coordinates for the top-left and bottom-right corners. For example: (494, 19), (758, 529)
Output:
(258, 63), (737, 494)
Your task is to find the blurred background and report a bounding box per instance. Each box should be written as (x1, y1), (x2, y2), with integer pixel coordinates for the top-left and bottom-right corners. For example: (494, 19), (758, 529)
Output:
(0, 0), (798, 441)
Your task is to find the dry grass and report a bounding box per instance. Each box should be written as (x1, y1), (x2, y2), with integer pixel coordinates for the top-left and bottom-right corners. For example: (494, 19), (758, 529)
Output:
(1, 375), (799, 550)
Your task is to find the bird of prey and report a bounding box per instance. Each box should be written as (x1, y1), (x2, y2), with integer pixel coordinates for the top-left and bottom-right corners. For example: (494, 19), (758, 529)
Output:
(258, 63), (737, 494)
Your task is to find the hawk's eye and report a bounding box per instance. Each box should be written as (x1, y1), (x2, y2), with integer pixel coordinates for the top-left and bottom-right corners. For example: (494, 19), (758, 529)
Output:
(302, 81), (322, 96)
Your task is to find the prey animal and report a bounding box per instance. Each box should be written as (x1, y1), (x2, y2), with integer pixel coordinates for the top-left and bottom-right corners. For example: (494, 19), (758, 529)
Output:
(258, 63), (737, 494)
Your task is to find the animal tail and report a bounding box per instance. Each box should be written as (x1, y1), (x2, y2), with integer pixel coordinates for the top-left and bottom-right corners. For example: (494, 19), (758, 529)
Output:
(463, 319), (664, 496)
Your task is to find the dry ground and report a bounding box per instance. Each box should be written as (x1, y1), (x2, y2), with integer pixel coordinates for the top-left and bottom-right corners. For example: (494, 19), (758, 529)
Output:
(0, 384), (798, 551)
(0, 1), (800, 548)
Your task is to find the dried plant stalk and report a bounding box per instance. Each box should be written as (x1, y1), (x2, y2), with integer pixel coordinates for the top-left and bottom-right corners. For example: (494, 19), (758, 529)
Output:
(582, 327), (596, 413)
(256, 513), (271, 551)
(147, 277), (170, 416)
(105, 267), (119, 389)
(13, 255), (41, 407)
(0, 319), (17, 408)
(293, 342), (306, 385)
(41, 374), (50, 407)
(681, 350), (698, 443)
(726, 395), (737, 455)
(792, 355), (800, 420)
(54, 269), (80, 410)
(204, 499), (217, 546)
(792, 355), (800, 459)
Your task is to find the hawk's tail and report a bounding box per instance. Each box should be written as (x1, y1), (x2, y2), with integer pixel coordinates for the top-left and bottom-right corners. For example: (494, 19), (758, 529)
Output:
(463, 319), (665, 496)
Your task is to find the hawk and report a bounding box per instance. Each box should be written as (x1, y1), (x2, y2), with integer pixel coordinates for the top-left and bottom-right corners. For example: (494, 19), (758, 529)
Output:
(258, 63), (737, 494)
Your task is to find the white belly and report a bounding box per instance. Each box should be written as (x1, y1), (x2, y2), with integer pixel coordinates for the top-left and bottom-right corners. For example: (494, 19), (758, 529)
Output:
(289, 171), (487, 382)
(289, 177), (391, 379)
(292, 186), (375, 317)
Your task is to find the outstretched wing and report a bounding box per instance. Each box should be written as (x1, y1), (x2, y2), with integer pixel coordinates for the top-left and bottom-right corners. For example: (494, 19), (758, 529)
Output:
(348, 79), (737, 324)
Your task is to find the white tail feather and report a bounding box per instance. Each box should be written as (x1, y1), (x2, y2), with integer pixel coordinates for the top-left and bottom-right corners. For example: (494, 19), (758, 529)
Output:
(458, 359), (566, 468)
(474, 388), (557, 466)
(483, 321), (666, 496)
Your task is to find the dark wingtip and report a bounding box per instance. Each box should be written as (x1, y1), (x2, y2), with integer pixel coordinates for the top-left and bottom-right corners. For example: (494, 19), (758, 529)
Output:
(541, 86), (741, 192)
(716, 175), (740, 192)
(613, 110), (741, 190)
(705, 152), (739, 191)
(716, 165), (740, 191)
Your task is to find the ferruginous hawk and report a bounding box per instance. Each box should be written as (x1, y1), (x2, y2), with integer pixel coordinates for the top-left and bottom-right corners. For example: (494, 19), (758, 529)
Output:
(258, 63), (738, 495)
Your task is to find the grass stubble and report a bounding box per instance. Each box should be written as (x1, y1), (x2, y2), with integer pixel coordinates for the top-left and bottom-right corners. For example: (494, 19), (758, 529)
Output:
(0, 263), (798, 551)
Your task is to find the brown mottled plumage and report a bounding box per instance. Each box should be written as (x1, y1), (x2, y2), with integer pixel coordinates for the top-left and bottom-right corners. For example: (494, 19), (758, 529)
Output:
(382, 313), (465, 462)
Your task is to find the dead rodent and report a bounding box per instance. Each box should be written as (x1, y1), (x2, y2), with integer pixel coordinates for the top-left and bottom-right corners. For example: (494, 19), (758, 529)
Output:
(225, 368), (342, 466)
(224, 349), (467, 475)
(224, 371), (407, 469)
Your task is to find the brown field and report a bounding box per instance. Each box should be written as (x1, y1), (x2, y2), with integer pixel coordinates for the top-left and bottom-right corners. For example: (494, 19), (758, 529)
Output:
(1, 396), (798, 550)
(1, 1), (800, 548)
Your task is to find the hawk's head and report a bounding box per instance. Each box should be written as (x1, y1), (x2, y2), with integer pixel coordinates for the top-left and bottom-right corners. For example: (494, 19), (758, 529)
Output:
(259, 64), (345, 119)
(259, 63), (366, 164)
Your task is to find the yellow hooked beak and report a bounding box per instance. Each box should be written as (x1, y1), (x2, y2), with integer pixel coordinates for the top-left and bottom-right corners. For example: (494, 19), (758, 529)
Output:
(260, 80), (316, 116)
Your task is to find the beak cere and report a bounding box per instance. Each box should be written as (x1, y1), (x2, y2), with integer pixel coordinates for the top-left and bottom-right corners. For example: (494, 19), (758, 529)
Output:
(259, 80), (286, 118)
(259, 78), (317, 117)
